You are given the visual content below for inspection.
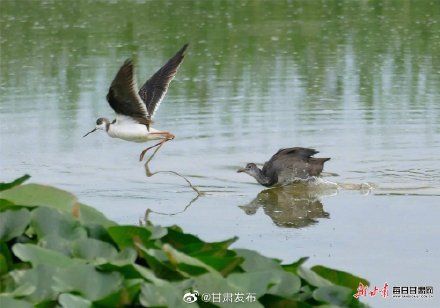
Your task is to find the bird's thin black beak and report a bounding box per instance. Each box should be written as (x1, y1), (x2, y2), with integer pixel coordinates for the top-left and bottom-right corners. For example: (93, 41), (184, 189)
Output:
(237, 168), (245, 173)
(83, 128), (97, 138)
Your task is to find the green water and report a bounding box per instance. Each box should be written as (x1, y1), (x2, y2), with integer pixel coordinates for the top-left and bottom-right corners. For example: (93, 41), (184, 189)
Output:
(1, 1), (439, 306)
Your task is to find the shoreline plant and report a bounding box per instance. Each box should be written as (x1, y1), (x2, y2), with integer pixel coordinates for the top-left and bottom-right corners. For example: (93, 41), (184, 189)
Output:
(0, 175), (368, 307)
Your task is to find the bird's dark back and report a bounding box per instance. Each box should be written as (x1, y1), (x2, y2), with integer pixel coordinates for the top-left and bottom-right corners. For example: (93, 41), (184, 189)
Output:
(307, 158), (331, 176)
(269, 147), (319, 161)
(262, 147), (330, 179)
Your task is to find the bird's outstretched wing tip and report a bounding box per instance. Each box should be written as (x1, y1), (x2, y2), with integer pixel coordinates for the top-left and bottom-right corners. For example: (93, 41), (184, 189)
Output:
(180, 43), (189, 54)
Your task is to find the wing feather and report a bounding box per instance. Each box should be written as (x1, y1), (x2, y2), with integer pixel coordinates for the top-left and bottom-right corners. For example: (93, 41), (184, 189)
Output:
(138, 44), (188, 117)
(106, 59), (149, 125)
(262, 147), (319, 175)
(271, 147), (319, 160)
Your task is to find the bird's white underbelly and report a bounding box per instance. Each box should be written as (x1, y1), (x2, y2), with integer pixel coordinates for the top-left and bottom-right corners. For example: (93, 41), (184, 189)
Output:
(107, 124), (163, 143)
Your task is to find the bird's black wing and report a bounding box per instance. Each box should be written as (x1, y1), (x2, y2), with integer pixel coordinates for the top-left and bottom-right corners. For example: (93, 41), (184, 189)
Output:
(271, 147), (319, 160)
(262, 147), (319, 175)
(106, 59), (149, 124)
(138, 44), (188, 117)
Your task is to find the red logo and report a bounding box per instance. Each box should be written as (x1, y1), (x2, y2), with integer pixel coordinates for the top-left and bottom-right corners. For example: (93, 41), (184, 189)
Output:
(354, 282), (388, 299)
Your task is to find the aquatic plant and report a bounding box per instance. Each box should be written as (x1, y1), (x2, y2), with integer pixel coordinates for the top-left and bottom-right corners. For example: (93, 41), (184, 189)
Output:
(0, 175), (368, 307)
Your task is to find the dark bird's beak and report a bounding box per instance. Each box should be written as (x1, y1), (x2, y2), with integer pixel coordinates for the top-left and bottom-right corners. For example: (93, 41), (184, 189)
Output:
(237, 168), (245, 173)
(83, 128), (97, 138)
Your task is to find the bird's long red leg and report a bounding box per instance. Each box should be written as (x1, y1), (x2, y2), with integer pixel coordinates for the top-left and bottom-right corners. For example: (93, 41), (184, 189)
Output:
(139, 132), (175, 161)
(139, 140), (165, 161)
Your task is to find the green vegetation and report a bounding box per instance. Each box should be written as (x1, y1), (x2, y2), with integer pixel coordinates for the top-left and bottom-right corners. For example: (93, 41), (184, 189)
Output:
(0, 176), (368, 307)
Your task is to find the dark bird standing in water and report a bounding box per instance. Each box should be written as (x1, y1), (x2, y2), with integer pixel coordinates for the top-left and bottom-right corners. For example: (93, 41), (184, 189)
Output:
(237, 147), (330, 187)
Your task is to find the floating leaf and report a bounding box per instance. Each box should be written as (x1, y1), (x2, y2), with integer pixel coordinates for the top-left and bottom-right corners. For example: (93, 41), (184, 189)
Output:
(108, 226), (152, 250)
(38, 234), (73, 256)
(140, 282), (186, 308)
(163, 227), (237, 257)
(1, 242), (13, 276)
(0, 175), (30, 192)
(72, 238), (118, 262)
(136, 246), (186, 280)
(234, 249), (281, 272)
(97, 248), (137, 267)
(133, 264), (168, 285)
(163, 228), (241, 274)
(196, 255), (243, 276)
(0, 271), (35, 298)
(0, 295), (33, 308)
(31, 207), (86, 240)
(0, 184), (76, 211)
(0, 209), (30, 242)
(0, 254), (7, 275)
(162, 243), (219, 276)
(12, 243), (82, 268)
(297, 284), (313, 301)
(282, 257), (309, 274)
(53, 264), (123, 301)
(228, 270), (301, 298)
(98, 263), (142, 280)
(312, 285), (353, 306)
(9, 265), (58, 304)
(145, 224), (168, 240)
(59, 294), (92, 308)
(84, 223), (113, 242)
(268, 271), (302, 298)
(297, 267), (333, 288)
(95, 278), (142, 307)
(311, 265), (369, 292)
(0, 199), (18, 211)
(227, 270), (277, 297)
(77, 203), (116, 228)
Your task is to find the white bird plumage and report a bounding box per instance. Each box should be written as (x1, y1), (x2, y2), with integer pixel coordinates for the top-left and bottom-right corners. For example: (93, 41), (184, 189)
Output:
(108, 115), (163, 142)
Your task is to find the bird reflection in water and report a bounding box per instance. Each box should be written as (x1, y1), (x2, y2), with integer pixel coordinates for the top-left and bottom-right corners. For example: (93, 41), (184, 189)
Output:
(240, 182), (337, 228)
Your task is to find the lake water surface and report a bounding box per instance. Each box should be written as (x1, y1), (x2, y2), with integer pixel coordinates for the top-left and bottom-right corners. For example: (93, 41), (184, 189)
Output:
(1, 1), (439, 306)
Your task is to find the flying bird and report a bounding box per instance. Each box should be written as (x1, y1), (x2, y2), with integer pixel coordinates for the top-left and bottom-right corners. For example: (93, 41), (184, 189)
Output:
(83, 44), (188, 161)
(237, 147), (330, 187)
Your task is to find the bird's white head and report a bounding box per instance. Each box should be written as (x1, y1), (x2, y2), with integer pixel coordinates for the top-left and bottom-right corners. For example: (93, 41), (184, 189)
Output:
(83, 117), (110, 137)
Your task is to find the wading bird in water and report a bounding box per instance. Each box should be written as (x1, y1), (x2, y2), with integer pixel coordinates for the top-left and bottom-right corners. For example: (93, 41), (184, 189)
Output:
(83, 44), (188, 161)
(237, 147), (330, 187)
